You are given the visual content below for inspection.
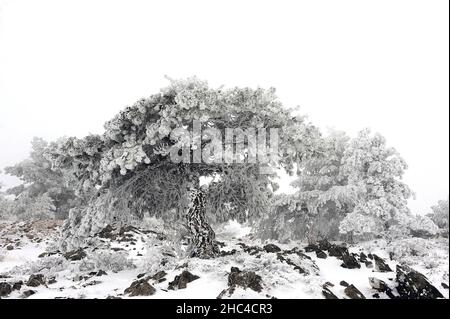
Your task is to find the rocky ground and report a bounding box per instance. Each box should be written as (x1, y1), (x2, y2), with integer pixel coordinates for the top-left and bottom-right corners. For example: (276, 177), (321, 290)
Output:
(0, 219), (448, 299)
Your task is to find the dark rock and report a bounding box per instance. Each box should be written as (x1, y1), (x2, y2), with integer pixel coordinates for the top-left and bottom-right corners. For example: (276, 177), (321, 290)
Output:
(328, 245), (349, 259)
(22, 290), (36, 298)
(369, 277), (395, 298)
(12, 281), (23, 291)
(396, 265), (444, 299)
(263, 244), (281, 253)
(26, 274), (45, 287)
(318, 239), (332, 251)
(96, 270), (107, 277)
(373, 254), (392, 272)
(6, 245), (14, 250)
(48, 277), (57, 285)
(344, 284), (366, 299)
(168, 271), (200, 290)
(124, 279), (156, 296)
(340, 280), (349, 287)
(373, 293), (380, 298)
(359, 252), (368, 262)
(316, 250), (327, 259)
(322, 287), (339, 299)
(98, 224), (116, 239)
(0, 282), (12, 297)
(38, 251), (58, 258)
(341, 252), (361, 269)
(441, 283), (449, 289)
(106, 296), (122, 299)
(149, 270), (167, 283)
(305, 243), (320, 253)
(237, 243), (263, 255)
(137, 273), (146, 279)
(220, 249), (237, 257)
(64, 248), (87, 261)
(227, 267), (263, 293)
(365, 261), (373, 268)
(323, 282), (334, 287)
(367, 253), (373, 260)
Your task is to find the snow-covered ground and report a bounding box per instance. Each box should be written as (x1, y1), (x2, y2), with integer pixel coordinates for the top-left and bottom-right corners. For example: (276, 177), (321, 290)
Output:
(0, 219), (448, 299)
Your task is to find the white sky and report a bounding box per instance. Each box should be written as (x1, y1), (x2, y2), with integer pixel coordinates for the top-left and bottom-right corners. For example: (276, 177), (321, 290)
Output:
(0, 0), (448, 214)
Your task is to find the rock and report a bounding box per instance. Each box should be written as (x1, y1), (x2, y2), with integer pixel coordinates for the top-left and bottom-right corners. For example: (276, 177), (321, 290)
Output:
(98, 224), (116, 239)
(373, 254), (392, 272)
(220, 249), (237, 257)
(106, 296), (122, 299)
(316, 250), (327, 259)
(359, 252), (368, 262)
(323, 282), (334, 287)
(48, 277), (57, 285)
(22, 290), (36, 298)
(341, 252), (361, 269)
(227, 267), (263, 293)
(367, 253), (373, 260)
(149, 271), (167, 283)
(322, 287), (339, 299)
(137, 273), (146, 279)
(0, 282), (12, 297)
(6, 245), (14, 251)
(365, 261), (373, 268)
(64, 248), (87, 261)
(369, 277), (395, 298)
(263, 244), (281, 253)
(328, 245), (349, 258)
(96, 270), (107, 276)
(373, 293), (380, 298)
(168, 271), (200, 290)
(340, 280), (349, 287)
(396, 265), (444, 299)
(124, 279), (156, 296)
(344, 284), (366, 299)
(26, 274), (45, 287)
(305, 243), (320, 253)
(317, 239), (332, 251)
(441, 283), (449, 289)
(12, 281), (23, 291)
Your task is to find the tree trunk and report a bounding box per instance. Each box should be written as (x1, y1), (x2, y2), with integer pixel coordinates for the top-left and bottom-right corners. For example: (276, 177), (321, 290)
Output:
(187, 187), (220, 259)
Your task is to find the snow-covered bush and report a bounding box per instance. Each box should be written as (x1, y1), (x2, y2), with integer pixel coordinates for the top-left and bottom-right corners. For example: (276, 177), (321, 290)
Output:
(89, 250), (135, 272)
(141, 244), (178, 274)
(8, 255), (69, 276)
(407, 214), (439, 238)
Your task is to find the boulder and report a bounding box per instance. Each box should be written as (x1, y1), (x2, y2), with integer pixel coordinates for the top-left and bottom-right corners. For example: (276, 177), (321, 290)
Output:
(124, 279), (156, 296)
(22, 290), (36, 298)
(168, 270), (200, 290)
(373, 254), (392, 272)
(0, 282), (12, 297)
(316, 250), (327, 259)
(369, 277), (395, 298)
(328, 245), (349, 258)
(227, 267), (263, 293)
(340, 280), (349, 287)
(396, 265), (444, 299)
(341, 252), (361, 269)
(441, 283), (449, 290)
(263, 244), (281, 253)
(26, 274), (45, 287)
(64, 248), (87, 261)
(344, 284), (366, 299)
(322, 287), (338, 299)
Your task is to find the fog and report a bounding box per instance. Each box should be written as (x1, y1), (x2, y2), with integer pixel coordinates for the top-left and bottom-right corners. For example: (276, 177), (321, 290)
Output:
(0, 0), (448, 214)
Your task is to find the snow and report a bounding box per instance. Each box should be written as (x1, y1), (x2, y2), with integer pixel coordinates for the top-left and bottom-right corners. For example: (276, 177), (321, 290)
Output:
(0, 220), (448, 299)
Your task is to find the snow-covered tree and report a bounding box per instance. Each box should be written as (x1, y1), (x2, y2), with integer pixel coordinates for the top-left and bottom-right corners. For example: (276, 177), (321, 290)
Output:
(47, 77), (321, 257)
(428, 197), (449, 236)
(4, 137), (77, 219)
(339, 129), (413, 240)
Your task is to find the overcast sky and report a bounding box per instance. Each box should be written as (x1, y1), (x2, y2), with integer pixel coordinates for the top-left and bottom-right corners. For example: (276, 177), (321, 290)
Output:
(0, 0), (448, 214)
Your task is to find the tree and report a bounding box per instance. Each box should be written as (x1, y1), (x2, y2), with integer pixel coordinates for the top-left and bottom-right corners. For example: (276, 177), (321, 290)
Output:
(47, 77), (321, 257)
(428, 197), (449, 236)
(4, 137), (77, 219)
(257, 130), (358, 242)
(338, 129), (413, 241)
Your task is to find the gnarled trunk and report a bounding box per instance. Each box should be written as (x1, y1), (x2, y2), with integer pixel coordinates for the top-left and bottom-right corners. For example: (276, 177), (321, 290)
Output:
(187, 188), (220, 259)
